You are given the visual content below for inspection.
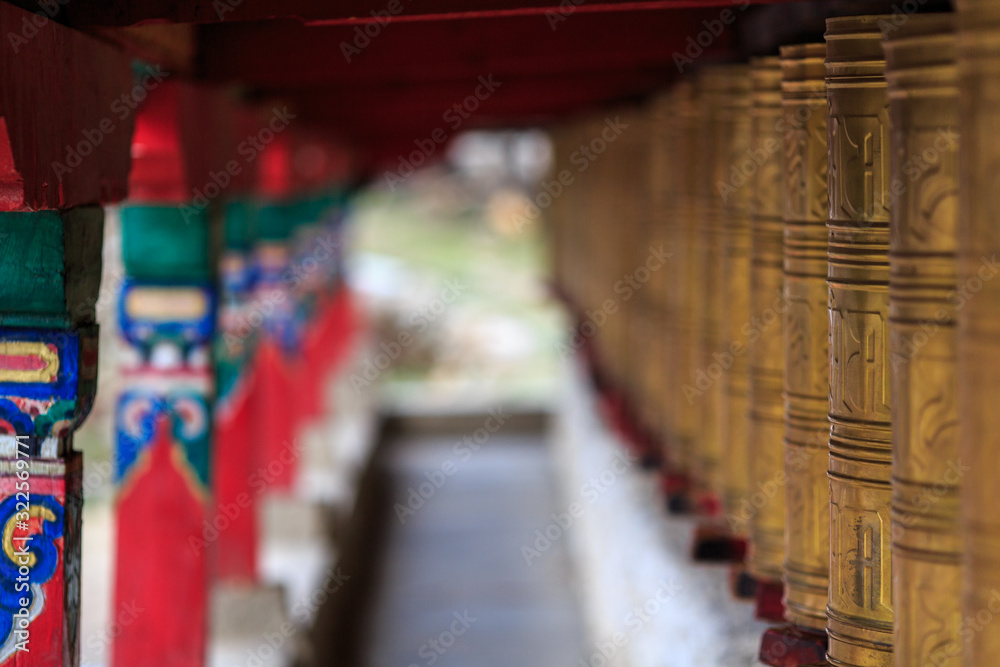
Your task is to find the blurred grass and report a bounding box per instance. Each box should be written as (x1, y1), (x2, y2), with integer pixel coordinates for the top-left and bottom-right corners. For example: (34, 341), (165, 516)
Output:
(350, 187), (564, 408)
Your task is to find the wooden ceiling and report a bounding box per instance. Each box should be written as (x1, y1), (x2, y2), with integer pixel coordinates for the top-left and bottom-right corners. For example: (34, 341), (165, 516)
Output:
(7, 0), (903, 177)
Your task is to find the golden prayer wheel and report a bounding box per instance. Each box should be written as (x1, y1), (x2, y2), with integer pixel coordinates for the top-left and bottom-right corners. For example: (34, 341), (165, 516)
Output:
(825, 16), (893, 667)
(781, 41), (831, 634)
(672, 81), (703, 489)
(691, 68), (726, 509)
(648, 93), (672, 459)
(692, 66), (749, 518)
(747, 55), (786, 584)
(719, 65), (753, 534)
(655, 82), (700, 482)
(884, 14), (962, 667)
(620, 108), (653, 437)
(957, 2), (1000, 665)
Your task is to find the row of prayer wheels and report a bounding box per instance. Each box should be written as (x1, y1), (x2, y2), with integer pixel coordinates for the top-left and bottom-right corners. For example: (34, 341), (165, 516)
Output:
(549, 9), (1000, 667)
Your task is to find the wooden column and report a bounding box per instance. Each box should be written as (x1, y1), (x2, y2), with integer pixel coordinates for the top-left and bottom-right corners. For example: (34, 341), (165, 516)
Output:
(110, 78), (252, 666)
(252, 202), (301, 492)
(309, 193), (356, 398)
(293, 192), (355, 426)
(0, 5), (134, 665)
(213, 200), (259, 582)
(0, 209), (102, 665)
(113, 205), (215, 666)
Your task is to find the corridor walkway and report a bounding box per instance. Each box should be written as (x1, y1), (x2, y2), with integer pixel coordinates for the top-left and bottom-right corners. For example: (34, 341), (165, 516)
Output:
(357, 416), (587, 666)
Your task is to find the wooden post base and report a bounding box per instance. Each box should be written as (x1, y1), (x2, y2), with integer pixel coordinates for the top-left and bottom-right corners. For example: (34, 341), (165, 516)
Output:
(691, 522), (747, 563)
(758, 624), (828, 666)
(754, 577), (785, 622)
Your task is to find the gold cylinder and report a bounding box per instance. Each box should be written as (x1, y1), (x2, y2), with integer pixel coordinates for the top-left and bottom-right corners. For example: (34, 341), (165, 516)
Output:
(693, 66), (749, 517)
(884, 15), (962, 667)
(691, 69), (726, 509)
(720, 65), (753, 534)
(824, 16), (893, 667)
(620, 107), (652, 436)
(747, 55), (787, 584)
(957, 2), (1000, 666)
(781, 42), (831, 632)
(649, 92), (673, 461)
(663, 81), (702, 482)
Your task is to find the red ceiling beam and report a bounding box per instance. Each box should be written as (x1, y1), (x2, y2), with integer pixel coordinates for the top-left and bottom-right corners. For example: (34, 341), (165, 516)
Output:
(61, 0), (793, 27)
(197, 10), (735, 89)
(196, 9), (733, 168)
(0, 3), (135, 210)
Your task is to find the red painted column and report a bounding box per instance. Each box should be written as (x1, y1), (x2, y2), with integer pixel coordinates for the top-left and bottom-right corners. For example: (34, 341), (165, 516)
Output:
(110, 81), (228, 667)
(248, 132), (355, 493)
(0, 6), (134, 665)
(212, 200), (260, 582)
(251, 202), (302, 493)
(0, 210), (102, 666)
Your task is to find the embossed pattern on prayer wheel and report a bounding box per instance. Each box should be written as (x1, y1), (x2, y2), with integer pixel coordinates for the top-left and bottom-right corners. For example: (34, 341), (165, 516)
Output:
(824, 16), (894, 667)
(781, 42), (831, 632)
(747, 55), (787, 584)
(884, 14), (962, 667)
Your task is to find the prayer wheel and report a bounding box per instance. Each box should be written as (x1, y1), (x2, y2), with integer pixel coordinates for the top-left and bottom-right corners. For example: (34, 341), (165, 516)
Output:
(781, 42), (832, 634)
(824, 16), (894, 667)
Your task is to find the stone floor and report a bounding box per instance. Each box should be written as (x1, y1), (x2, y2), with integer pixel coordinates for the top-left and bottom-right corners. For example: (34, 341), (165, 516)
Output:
(357, 425), (588, 666)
